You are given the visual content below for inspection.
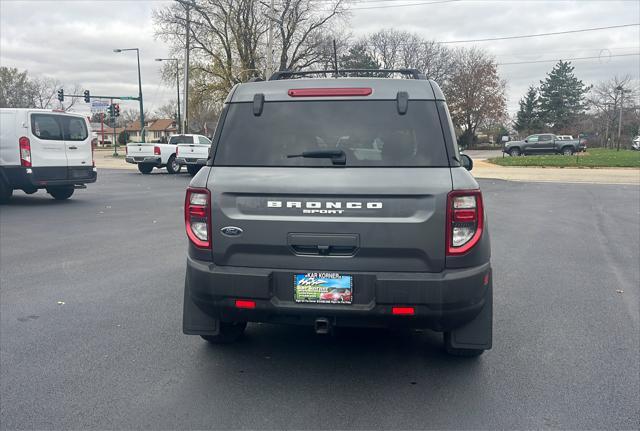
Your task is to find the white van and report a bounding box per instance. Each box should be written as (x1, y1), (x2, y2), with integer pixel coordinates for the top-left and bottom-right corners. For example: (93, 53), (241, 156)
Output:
(0, 109), (97, 203)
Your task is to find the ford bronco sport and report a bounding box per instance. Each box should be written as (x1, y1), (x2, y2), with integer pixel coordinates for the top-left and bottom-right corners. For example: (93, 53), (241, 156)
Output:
(182, 69), (492, 357)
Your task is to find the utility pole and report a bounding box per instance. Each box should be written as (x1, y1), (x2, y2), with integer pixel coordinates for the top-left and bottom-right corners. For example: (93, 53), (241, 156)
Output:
(136, 49), (145, 142)
(183, 1), (191, 134)
(111, 98), (118, 157)
(155, 58), (181, 134)
(616, 86), (624, 151)
(266, 0), (275, 78)
(101, 112), (105, 147)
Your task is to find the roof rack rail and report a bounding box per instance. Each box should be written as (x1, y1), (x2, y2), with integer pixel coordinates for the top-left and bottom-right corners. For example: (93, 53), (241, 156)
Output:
(269, 69), (426, 81)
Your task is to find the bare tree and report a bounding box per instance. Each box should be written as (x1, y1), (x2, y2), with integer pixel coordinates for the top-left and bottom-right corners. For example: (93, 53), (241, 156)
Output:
(30, 76), (61, 109)
(363, 29), (454, 85)
(446, 47), (507, 147)
(155, 100), (179, 119)
(272, 0), (346, 71)
(153, 0), (346, 104)
(0, 67), (82, 111)
(587, 75), (639, 147)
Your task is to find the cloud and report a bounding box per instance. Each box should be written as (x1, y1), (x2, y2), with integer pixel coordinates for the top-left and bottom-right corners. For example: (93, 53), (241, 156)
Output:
(1, 0), (638, 117)
(350, 0), (640, 110)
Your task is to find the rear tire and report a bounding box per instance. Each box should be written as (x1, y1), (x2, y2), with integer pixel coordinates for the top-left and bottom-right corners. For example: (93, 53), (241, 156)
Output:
(508, 147), (521, 157)
(187, 164), (201, 176)
(0, 178), (12, 204)
(201, 321), (247, 344)
(47, 186), (74, 200)
(166, 155), (181, 174)
(443, 332), (485, 357)
(562, 147), (574, 156)
(138, 163), (154, 174)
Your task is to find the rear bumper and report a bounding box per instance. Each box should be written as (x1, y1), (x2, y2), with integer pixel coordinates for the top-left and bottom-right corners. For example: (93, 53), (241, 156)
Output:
(176, 157), (207, 165)
(183, 256), (492, 333)
(2, 166), (97, 190)
(125, 156), (161, 165)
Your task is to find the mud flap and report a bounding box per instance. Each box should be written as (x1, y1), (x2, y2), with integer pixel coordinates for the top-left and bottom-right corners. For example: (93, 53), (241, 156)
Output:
(447, 283), (492, 350)
(182, 273), (220, 336)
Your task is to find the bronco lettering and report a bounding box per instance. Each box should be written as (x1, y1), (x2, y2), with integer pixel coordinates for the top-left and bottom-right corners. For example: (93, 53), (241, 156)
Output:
(267, 200), (383, 211)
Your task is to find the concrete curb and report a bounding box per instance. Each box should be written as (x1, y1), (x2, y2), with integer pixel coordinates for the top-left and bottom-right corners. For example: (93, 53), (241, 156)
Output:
(473, 160), (640, 185)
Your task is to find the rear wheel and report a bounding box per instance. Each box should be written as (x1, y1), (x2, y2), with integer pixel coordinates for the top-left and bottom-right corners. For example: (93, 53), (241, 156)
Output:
(508, 147), (521, 157)
(166, 155), (181, 174)
(443, 332), (485, 357)
(200, 321), (247, 344)
(47, 186), (74, 200)
(187, 164), (201, 176)
(562, 147), (574, 156)
(138, 163), (154, 174)
(0, 178), (12, 204)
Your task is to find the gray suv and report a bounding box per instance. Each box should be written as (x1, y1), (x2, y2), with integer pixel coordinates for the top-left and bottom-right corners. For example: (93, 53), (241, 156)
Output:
(182, 70), (492, 357)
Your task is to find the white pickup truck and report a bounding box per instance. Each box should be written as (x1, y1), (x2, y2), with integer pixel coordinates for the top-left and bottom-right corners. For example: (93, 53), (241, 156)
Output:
(126, 139), (180, 174)
(175, 135), (211, 176)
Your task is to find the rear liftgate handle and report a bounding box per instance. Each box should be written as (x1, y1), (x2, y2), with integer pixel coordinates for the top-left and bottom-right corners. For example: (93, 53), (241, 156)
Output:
(287, 233), (359, 256)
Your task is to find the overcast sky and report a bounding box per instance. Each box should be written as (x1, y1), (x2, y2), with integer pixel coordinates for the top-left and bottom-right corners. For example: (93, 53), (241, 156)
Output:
(1, 0), (638, 117)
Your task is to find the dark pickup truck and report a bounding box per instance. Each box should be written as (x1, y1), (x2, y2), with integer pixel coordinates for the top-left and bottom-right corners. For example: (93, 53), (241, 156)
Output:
(503, 134), (586, 156)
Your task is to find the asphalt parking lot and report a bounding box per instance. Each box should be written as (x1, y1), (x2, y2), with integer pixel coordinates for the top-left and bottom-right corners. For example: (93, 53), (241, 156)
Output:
(1, 169), (638, 429)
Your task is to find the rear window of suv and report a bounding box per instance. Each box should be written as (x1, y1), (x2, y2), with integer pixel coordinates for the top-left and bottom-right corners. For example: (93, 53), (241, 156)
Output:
(213, 100), (449, 167)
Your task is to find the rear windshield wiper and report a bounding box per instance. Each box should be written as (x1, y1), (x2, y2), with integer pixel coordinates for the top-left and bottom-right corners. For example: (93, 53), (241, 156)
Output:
(286, 149), (346, 166)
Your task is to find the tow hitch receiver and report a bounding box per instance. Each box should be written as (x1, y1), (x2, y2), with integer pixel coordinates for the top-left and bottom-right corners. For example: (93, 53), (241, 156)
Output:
(314, 317), (331, 334)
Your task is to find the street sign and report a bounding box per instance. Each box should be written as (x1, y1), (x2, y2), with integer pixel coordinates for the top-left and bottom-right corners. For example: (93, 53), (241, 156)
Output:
(90, 100), (110, 113)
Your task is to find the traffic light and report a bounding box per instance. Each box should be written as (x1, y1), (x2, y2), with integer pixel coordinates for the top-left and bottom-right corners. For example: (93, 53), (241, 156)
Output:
(57, 89), (64, 102)
(83, 90), (90, 103)
(113, 103), (120, 117)
(107, 104), (114, 117)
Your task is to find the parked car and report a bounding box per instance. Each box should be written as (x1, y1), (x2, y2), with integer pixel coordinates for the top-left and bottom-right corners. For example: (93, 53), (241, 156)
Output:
(632, 136), (640, 151)
(175, 134), (212, 176)
(125, 135), (183, 174)
(182, 69), (493, 357)
(0, 108), (97, 203)
(503, 133), (586, 156)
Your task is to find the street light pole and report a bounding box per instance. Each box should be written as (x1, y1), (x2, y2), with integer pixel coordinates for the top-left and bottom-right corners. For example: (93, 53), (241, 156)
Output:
(114, 48), (145, 142)
(155, 58), (181, 134)
(183, 3), (190, 134)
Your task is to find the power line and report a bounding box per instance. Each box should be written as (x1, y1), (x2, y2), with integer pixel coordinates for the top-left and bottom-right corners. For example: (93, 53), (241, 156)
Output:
(351, 24), (638, 46)
(349, 0), (460, 9)
(497, 52), (640, 66)
(439, 23), (639, 44)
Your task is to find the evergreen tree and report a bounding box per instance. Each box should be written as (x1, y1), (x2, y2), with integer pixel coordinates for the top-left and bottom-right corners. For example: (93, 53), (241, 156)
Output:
(514, 86), (541, 134)
(340, 43), (379, 70)
(537, 60), (590, 132)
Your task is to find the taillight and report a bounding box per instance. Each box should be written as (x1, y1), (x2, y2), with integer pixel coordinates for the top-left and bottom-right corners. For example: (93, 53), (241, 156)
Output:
(446, 190), (484, 255)
(19, 136), (31, 167)
(176, 146), (179, 156)
(154, 146), (161, 155)
(185, 187), (211, 249)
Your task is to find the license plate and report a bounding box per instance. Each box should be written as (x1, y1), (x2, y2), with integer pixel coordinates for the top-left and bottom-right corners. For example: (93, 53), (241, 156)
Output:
(294, 273), (353, 304)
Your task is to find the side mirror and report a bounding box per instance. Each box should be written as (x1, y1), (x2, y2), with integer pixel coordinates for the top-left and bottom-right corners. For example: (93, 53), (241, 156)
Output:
(524, 139), (528, 143)
(461, 154), (473, 171)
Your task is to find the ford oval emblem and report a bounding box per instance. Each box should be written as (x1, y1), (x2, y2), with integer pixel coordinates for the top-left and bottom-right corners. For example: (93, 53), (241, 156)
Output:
(221, 226), (243, 237)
